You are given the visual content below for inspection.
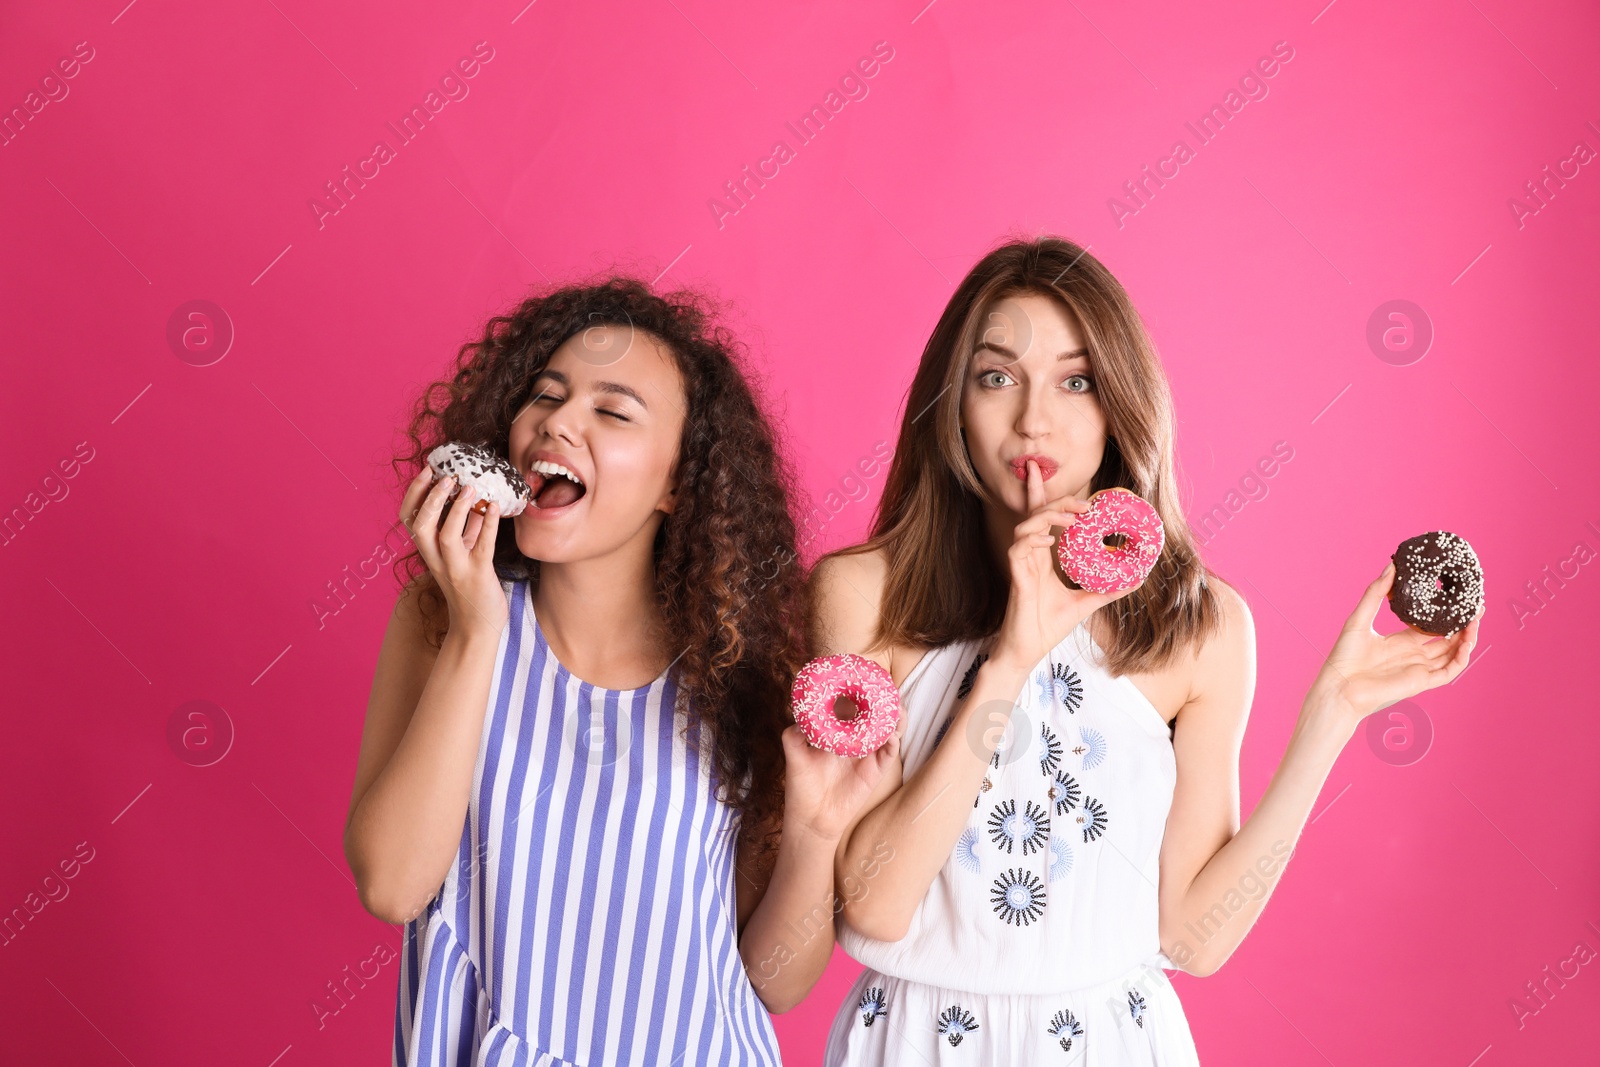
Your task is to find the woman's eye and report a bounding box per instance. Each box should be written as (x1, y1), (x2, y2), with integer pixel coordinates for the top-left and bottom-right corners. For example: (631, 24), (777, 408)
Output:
(600, 409), (630, 422)
(1064, 374), (1094, 393)
(979, 370), (1013, 388)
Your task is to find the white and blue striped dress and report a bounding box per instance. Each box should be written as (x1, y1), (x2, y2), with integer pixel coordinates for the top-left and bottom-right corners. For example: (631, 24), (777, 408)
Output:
(393, 577), (782, 1066)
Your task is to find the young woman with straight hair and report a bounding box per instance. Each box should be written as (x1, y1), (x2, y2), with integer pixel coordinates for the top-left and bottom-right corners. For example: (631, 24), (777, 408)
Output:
(812, 236), (1480, 1064)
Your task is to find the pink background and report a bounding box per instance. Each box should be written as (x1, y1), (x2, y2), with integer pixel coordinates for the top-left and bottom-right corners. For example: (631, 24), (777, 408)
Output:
(2, 0), (1596, 1063)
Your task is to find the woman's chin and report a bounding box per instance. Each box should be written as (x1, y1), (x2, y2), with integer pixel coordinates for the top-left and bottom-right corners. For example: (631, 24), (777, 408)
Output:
(512, 521), (624, 567)
(977, 481), (1029, 520)
(512, 521), (581, 563)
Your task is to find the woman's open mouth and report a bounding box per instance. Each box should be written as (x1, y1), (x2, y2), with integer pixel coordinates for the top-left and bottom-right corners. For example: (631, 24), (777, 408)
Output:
(525, 459), (588, 512)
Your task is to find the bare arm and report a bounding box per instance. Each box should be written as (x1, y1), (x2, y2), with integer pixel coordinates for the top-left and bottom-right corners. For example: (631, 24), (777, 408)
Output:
(735, 661), (900, 1009)
(831, 619), (1032, 941)
(343, 471), (509, 924)
(343, 588), (501, 923)
(829, 466), (1107, 942)
(720, 547), (907, 1011)
(1156, 564), (1481, 977)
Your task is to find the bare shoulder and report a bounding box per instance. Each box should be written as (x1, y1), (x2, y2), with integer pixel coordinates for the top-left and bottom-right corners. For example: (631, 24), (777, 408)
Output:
(1207, 576), (1255, 647)
(1186, 574), (1256, 705)
(806, 546), (890, 669)
(811, 545), (889, 599)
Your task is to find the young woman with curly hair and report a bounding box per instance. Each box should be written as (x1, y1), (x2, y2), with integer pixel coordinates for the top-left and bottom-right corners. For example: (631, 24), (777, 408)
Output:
(812, 237), (1481, 1064)
(344, 276), (893, 1065)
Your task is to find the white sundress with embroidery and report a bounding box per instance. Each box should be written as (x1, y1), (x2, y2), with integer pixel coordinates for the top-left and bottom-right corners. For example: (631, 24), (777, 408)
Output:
(827, 618), (1203, 1066)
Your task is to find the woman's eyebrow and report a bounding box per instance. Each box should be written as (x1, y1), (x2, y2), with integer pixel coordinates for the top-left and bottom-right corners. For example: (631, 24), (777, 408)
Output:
(595, 380), (648, 409)
(973, 341), (1090, 362)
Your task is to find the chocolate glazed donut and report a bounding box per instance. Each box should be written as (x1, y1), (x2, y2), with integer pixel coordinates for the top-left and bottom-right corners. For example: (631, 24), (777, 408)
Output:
(1388, 531), (1484, 636)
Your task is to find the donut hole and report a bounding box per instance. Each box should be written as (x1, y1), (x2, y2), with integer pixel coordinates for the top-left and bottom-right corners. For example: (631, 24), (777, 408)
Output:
(1103, 532), (1130, 552)
(831, 693), (862, 722)
(1430, 572), (1460, 602)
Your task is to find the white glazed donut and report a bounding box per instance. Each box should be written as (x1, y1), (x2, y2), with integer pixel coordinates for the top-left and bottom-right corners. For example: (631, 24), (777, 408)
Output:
(426, 442), (532, 516)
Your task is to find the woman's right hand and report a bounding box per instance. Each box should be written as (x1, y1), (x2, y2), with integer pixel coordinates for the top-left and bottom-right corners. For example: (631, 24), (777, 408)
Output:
(991, 460), (1129, 674)
(399, 466), (508, 640)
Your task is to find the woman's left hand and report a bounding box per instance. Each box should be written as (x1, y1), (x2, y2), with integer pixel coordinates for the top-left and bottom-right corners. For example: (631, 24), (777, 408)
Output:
(1308, 559), (1483, 729)
(779, 718), (902, 844)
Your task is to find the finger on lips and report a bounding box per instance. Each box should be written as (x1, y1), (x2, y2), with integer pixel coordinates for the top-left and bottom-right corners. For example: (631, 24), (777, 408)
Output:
(1026, 463), (1047, 507)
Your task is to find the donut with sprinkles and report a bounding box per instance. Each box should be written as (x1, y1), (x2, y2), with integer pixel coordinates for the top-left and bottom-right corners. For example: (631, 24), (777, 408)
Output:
(1388, 531), (1484, 636)
(790, 654), (901, 758)
(1055, 487), (1165, 594)
(426, 442), (533, 517)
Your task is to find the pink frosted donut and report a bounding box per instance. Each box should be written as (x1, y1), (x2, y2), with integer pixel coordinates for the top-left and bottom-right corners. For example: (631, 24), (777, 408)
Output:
(1055, 487), (1165, 594)
(790, 654), (901, 758)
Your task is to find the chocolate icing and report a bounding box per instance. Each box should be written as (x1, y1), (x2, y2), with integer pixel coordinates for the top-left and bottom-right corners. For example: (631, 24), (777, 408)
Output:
(1388, 530), (1484, 636)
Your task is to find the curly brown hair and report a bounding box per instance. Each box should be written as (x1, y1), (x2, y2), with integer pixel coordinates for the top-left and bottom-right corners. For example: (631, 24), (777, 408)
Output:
(389, 274), (806, 858)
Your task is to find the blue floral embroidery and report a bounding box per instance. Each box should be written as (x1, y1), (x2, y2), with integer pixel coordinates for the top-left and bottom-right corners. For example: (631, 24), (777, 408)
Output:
(987, 799), (1050, 855)
(1075, 795), (1109, 842)
(1039, 722), (1063, 777)
(858, 987), (888, 1027)
(955, 826), (982, 874)
(957, 653), (988, 699)
(1048, 1008), (1084, 1051)
(937, 1005), (980, 1046)
(1036, 660), (1084, 713)
(1074, 726), (1107, 771)
(1128, 989), (1147, 1029)
(1048, 834), (1073, 883)
(1048, 769), (1082, 817)
(990, 868), (1047, 926)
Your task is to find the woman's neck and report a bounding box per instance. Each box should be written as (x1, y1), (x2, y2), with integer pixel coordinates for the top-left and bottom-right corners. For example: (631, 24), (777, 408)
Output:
(532, 548), (668, 690)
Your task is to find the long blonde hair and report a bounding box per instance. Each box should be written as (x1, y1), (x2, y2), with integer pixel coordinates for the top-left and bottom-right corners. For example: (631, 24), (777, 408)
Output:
(826, 235), (1223, 674)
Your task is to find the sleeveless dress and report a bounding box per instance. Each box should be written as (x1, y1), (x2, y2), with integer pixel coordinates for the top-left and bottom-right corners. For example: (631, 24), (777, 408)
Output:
(826, 617), (1202, 1065)
(393, 577), (781, 1066)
